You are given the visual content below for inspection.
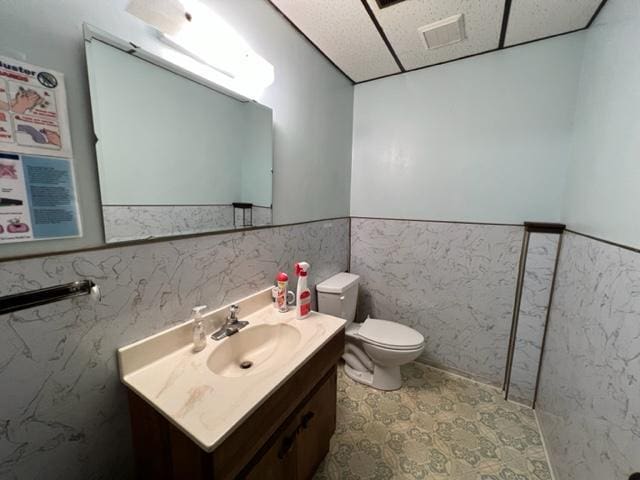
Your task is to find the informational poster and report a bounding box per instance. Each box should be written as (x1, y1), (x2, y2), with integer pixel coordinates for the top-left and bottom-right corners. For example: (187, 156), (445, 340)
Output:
(0, 152), (81, 243)
(0, 56), (81, 243)
(0, 55), (73, 158)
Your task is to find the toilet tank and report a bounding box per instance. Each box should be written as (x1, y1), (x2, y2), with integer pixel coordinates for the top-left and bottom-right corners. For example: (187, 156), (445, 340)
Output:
(316, 273), (359, 325)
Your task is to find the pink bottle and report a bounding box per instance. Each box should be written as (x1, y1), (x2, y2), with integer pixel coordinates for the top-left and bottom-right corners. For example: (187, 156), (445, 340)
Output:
(276, 272), (289, 312)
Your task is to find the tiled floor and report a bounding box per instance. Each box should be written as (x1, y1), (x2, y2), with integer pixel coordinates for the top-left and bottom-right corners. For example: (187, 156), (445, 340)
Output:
(315, 362), (551, 480)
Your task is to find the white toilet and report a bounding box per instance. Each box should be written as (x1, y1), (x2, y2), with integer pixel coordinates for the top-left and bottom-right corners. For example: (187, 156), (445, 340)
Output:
(316, 272), (424, 391)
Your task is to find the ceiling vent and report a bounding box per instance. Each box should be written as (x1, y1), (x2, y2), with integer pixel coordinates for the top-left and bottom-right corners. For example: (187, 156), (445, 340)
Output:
(374, 0), (408, 9)
(418, 14), (466, 50)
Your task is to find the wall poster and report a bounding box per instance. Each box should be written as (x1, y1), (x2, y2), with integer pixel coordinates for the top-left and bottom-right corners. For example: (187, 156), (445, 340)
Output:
(0, 55), (81, 243)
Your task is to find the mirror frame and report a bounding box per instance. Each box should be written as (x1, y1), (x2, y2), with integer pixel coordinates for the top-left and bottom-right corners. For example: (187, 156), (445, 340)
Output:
(83, 24), (274, 244)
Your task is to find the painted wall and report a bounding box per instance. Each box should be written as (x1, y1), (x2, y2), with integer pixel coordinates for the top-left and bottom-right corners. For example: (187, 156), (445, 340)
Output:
(350, 33), (584, 224)
(536, 2), (640, 478)
(536, 232), (640, 480)
(0, 218), (349, 479)
(562, 0), (640, 249)
(350, 218), (523, 386)
(0, 0), (353, 259)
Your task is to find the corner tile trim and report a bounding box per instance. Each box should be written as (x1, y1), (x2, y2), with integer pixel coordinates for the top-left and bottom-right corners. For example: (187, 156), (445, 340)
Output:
(565, 228), (640, 254)
(350, 215), (523, 227)
(531, 233), (564, 409)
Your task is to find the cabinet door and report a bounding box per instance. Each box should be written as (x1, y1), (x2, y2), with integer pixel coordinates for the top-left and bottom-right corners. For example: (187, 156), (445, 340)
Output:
(244, 416), (299, 480)
(296, 368), (337, 480)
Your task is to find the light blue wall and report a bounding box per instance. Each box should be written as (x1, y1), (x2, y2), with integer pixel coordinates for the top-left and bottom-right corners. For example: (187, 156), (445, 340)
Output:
(351, 34), (585, 224)
(562, 0), (640, 249)
(0, 0), (353, 259)
(537, 3), (640, 476)
(198, 1), (354, 224)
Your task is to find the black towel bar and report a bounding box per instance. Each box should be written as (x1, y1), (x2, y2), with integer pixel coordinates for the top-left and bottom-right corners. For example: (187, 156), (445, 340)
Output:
(0, 280), (99, 315)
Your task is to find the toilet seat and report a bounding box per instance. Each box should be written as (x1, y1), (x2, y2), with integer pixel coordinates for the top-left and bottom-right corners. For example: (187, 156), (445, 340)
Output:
(350, 318), (424, 350)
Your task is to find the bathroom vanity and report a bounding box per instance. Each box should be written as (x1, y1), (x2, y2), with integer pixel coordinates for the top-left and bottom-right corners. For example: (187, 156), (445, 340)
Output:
(117, 288), (345, 479)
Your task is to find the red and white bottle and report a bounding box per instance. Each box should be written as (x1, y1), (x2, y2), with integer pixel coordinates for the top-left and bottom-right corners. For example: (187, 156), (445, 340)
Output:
(295, 262), (311, 319)
(276, 272), (289, 313)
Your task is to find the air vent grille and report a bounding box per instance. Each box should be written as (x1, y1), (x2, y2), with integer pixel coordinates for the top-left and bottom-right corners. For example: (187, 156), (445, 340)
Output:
(419, 14), (466, 50)
(374, 0), (408, 9)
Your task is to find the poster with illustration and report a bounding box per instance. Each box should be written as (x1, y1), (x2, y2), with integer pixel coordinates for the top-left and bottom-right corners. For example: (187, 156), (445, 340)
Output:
(0, 151), (81, 243)
(0, 56), (72, 158)
(0, 57), (80, 242)
(0, 152), (32, 242)
(0, 110), (12, 144)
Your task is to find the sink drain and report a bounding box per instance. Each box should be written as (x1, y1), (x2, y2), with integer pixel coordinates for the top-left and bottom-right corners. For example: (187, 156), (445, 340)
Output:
(239, 360), (253, 369)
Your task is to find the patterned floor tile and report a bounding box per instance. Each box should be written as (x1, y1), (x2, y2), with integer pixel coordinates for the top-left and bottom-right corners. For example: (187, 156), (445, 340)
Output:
(314, 362), (551, 480)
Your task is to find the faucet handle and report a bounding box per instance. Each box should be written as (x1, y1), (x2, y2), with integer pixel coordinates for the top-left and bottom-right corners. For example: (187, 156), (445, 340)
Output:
(228, 304), (240, 320)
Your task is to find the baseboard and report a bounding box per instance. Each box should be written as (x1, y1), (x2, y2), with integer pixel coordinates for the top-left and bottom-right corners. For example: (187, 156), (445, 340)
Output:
(414, 360), (502, 393)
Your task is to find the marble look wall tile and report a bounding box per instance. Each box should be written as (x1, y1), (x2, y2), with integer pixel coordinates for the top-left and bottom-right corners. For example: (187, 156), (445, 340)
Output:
(102, 205), (235, 243)
(251, 206), (273, 227)
(508, 232), (560, 406)
(233, 205), (273, 228)
(350, 218), (523, 386)
(536, 232), (640, 480)
(0, 218), (348, 480)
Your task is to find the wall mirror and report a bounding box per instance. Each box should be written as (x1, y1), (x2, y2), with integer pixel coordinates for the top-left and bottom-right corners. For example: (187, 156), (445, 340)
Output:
(84, 26), (273, 243)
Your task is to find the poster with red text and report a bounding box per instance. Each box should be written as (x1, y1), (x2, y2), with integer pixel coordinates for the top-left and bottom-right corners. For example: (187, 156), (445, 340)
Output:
(0, 55), (73, 159)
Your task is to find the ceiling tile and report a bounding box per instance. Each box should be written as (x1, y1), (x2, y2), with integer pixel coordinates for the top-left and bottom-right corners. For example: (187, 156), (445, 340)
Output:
(366, 0), (503, 71)
(270, 0), (401, 82)
(505, 0), (602, 46)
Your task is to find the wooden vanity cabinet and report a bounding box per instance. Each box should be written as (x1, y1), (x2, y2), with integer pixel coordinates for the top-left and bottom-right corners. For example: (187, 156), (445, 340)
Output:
(243, 368), (336, 479)
(127, 329), (344, 480)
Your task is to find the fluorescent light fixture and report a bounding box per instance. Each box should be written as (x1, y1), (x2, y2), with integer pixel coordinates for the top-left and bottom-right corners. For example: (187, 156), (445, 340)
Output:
(126, 0), (274, 99)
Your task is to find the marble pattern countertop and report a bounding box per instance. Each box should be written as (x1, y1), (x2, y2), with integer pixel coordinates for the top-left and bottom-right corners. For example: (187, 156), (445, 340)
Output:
(118, 288), (345, 452)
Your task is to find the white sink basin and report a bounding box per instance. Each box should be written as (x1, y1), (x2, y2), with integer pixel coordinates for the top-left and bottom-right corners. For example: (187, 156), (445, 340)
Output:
(207, 324), (301, 377)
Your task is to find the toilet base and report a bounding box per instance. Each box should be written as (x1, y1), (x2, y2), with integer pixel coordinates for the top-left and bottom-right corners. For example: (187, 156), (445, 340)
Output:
(344, 362), (402, 391)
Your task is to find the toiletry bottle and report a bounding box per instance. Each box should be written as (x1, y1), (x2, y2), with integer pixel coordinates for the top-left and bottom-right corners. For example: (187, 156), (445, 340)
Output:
(276, 272), (289, 312)
(295, 262), (311, 319)
(192, 305), (207, 352)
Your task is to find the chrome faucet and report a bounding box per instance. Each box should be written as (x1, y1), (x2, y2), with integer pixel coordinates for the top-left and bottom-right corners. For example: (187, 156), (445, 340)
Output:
(227, 304), (240, 325)
(211, 304), (249, 340)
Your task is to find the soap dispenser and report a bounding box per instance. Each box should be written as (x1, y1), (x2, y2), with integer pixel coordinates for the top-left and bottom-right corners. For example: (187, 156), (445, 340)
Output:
(192, 305), (207, 352)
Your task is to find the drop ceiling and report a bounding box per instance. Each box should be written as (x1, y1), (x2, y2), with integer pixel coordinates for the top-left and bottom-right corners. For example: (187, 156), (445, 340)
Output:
(268, 0), (608, 83)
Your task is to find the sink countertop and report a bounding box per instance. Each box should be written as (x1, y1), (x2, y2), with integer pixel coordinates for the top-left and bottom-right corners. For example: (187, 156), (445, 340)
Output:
(117, 287), (345, 452)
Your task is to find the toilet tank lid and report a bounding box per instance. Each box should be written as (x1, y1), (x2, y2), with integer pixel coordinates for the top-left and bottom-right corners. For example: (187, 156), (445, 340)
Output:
(316, 272), (359, 294)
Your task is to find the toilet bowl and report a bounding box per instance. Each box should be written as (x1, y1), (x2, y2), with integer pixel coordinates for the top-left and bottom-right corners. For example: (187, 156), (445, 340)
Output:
(316, 273), (425, 391)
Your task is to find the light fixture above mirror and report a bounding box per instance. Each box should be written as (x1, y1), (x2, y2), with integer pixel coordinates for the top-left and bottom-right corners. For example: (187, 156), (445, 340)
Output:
(126, 0), (274, 99)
